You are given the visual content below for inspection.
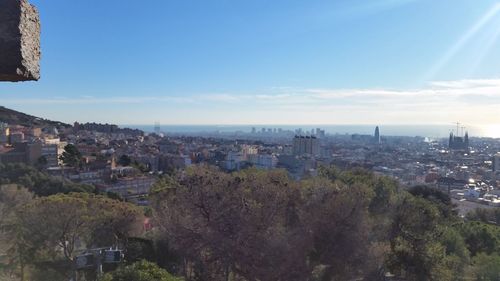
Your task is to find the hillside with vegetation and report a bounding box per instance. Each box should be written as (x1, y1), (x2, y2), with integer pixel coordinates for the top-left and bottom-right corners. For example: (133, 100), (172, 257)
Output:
(1, 164), (500, 280)
(0, 106), (69, 128)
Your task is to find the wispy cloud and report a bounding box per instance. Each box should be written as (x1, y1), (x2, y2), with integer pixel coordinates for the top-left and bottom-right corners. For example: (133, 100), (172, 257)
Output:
(5, 78), (500, 105)
(2, 96), (196, 105)
(3, 78), (500, 125)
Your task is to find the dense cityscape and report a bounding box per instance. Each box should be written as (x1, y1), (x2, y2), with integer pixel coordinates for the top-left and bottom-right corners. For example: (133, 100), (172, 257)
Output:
(2, 116), (500, 215)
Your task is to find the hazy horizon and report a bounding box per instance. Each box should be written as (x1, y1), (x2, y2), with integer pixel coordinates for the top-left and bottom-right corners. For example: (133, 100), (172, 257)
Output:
(124, 124), (499, 138)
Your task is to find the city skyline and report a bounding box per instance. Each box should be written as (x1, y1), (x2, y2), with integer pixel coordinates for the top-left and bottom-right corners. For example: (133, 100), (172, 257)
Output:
(1, 0), (500, 128)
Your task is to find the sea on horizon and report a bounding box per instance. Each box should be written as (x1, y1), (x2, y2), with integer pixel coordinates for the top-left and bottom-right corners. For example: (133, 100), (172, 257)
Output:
(121, 124), (500, 139)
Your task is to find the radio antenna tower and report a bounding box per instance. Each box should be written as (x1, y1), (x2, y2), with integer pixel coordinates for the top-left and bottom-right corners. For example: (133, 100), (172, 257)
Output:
(154, 121), (161, 135)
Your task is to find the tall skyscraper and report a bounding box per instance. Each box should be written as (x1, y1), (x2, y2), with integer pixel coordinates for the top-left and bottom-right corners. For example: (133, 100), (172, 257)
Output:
(374, 126), (381, 144)
(493, 153), (500, 172)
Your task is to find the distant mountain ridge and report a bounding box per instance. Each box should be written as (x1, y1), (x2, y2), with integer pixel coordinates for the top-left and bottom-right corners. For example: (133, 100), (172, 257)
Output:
(0, 106), (69, 128)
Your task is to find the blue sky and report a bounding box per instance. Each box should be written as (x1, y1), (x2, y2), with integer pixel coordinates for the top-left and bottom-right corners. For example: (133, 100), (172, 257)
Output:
(2, 0), (500, 127)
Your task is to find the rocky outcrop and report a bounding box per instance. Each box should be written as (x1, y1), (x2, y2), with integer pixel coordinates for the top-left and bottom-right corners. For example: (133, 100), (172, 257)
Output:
(0, 0), (40, 82)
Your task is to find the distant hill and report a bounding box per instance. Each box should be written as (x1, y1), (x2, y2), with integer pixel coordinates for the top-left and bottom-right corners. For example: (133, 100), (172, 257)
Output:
(0, 106), (69, 128)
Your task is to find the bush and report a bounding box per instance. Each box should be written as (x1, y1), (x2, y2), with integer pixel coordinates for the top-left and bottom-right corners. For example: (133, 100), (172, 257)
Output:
(102, 260), (182, 281)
